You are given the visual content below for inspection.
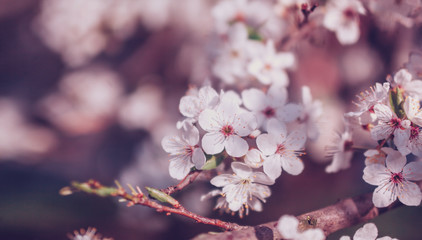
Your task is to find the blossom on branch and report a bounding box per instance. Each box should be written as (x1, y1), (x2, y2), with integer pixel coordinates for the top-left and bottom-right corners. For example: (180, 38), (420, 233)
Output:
(363, 149), (422, 207)
(277, 215), (325, 240)
(340, 222), (398, 240)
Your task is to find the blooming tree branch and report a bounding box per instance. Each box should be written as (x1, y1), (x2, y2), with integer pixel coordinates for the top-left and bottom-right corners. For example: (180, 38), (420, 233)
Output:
(192, 192), (403, 240)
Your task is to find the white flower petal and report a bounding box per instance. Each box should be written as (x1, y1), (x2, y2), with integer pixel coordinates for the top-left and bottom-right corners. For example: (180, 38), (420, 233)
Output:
(179, 96), (200, 118)
(336, 21), (359, 45)
(169, 156), (194, 180)
(198, 86), (219, 109)
(398, 181), (422, 206)
(198, 109), (221, 132)
(251, 172), (275, 185)
(363, 164), (388, 186)
(339, 236), (351, 240)
(202, 132), (225, 155)
(256, 134), (277, 155)
(403, 161), (422, 181)
(161, 135), (184, 154)
(285, 130), (306, 150)
(233, 112), (257, 136)
(225, 135), (248, 157)
(231, 162), (252, 179)
(277, 103), (302, 122)
(180, 121), (200, 146)
(245, 148), (264, 168)
(371, 124), (394, 141)
(263, 155), (282, 180)
(268, 84), (287, 107)
(373, 184), (396, 208)
(386, 151), (406, 173)
(353, 223), (378, 240)
(267, 118), (287, 139)
(374, 104), (393, 122)
(281, 154), (304, 175)
(210, 174), (238, 187)
(192, 148), (206, 169)
(241, 88), (267, 111)
(300, 229), (325, 240)
(277, 215), (299, 239)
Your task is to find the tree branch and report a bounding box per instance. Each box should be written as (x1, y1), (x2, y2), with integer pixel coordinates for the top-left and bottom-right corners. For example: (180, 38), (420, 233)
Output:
(160, 170), (202, 195)
(61, 180), (241, 231)
(192, 192), (401, 240)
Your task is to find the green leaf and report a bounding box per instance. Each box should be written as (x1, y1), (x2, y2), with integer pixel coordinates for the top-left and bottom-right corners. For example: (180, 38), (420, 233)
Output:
(145, 187), (179, 206)
(389, 87), (405, 118)
(247, 26), (262, 41)
(201, 155), (224, 170)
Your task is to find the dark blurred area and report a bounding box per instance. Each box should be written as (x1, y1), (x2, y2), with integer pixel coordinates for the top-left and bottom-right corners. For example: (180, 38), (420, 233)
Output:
(0, 0), (421, 239)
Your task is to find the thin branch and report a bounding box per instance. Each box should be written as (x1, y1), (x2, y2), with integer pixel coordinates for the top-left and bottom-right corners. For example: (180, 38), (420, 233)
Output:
(160, 170), (202, 195)
(192, 192), (402, 240)
(62, 180), (241, 231)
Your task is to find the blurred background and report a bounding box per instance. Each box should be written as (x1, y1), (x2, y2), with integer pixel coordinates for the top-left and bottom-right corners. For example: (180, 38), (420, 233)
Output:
(0, 0), (421, 239)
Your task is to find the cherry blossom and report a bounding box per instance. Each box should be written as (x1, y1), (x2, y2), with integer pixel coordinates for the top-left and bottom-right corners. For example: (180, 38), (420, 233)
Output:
(179, 86), (219, 121)
(299, 86), (323, 140)
(364, 148), (389, 166)
(325, 126), (354, 173)
(247, 40), (295, 86)
(367, 0), (421, 30)
(209, 162), (274, 217)
(363, 149), (422, 207)
(388, 68), (422, 100)
(340, 222), (398, 240)
(277, 215), (325, 240)
(161, 122), (206, 180)
(345, 82), (390, 125)
(370, 103), (410, 143)
(323, 0), (366, 45)
(198, 98), (257, 157)
(241, 84), (302, 129)
(244, 148), (264, 168)
(257, 119), (306, 179)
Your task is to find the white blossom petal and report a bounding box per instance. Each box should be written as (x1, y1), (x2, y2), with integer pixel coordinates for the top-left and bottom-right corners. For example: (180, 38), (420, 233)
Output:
(385, 151), (406, 173)
(233, 112), (257, 136)
(281, 154), (304, 175)
(374, 104), (393, 122)
(398, 181), (422, 206)
(169, 156), (194, 180)
(277, 103), (302, 122)
(372, 184), (396, 208)
(225, 135), (248, 157)
(198, 109), (221, 132)
(192, 148), (206, 169)
(263, 155), (282, 180)
(353, 223), (378, 240)
(277, 215), (299, 239)
(256, 134), (277, 155)
(202, 132), (225, 155)
(285, 130), (306, 150)
(267, 119), (287, 139)
(403, 161), (422, 181)
(245, 148), (264, 168)
(231, 162), (252, 179)
(252, 172), (275, 185)
(363, 164), (388, 186)
(241, 88), (267, 111)
(210, 174), (238, 187)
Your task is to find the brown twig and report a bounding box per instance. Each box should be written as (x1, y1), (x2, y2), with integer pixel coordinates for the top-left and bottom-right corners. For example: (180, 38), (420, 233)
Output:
(160, 170), (202, 195)
(192, 192), (402, 240)
(63, 180), (241, 231)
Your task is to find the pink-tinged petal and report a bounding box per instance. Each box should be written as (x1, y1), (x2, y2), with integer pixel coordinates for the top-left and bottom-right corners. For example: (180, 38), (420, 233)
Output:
(161, 135), (184, 155)
(363, 164), (388, 186)
(300, 229), (325, 240)
(370, 124), (394, 141)
(179, 96), (200, 118)
(228, 199), (243, 212)
(267, 84), (287, 107)
(405, 80), (422, 101)
(374, 104), (393, 122)
(353, 223), (378, 240)
(180, 121), (200, 146)
(202, 132), (225, 155)
(277, 215), (299, 239)
(404, 96), (419, 120)
(273, 52), (295, 69)
(233, 112), (257, 136)
(198, 109), (221, 132)
(251, 172), (275, 185)
(336, 21), (359, 45)
(386, 151), (406, 173)
(192, 148), (206, 169)
(301, 86), (313, 105)
(245, 148), (264, 168)
(281, 154), (304, 175)
(217, 97), (240, 123)
(398, 182), (422, 206)
(225, 135), (248, 157)
(326, 151), (353, 173)
(285, 130), (306, 150)
(339, 236), (351, 240)
(271, 70), (289, 87)
(210, 174), (238, 187)
(393, 128), (410, 155)
(394, 68), (412, 85)
(241, 88), (267, 111)
(169, 156), (194, 180)
(403, 161), (422, 181)
(251, 184), (271, 201)
(263, 155), (282, 180)
(256, 134), (277, 156)
(231, 162), (252, 179)
(373, 184), (396, 208)
(198, 86), (219, 108)
(248, 197), (263, 212)
(266, 118), (287, 139)
(277, 103), (302, 122)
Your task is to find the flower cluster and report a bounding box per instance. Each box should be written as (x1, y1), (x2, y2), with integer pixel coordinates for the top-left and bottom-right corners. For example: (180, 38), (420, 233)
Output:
(340, 223), (398, 240)
(338, 66), (422, 208)
(162, 83), (322, 216)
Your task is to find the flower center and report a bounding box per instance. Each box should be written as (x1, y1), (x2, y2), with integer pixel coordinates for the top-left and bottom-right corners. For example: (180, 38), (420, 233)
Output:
(262, 107), (275, 118)
(276, 144), (285, 154)
(390, 172), (404, 185)
(221, 125), (235, 137)
(389, 118), (401, 128)
(184, 146), (194, 156)
(410, 126), (419, 139)
(343, 8), (356, 20)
